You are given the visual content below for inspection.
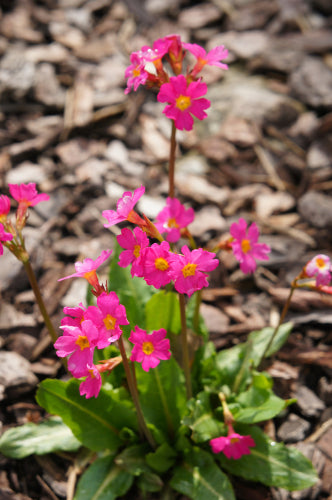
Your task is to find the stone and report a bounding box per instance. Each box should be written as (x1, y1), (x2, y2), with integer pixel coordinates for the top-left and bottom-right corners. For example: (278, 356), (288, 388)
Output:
(298, 191), (332, 229)
(0, 351), (38, 400)
(290, 56), (332, 109)
(277, 413), (310, 442)
(295, 385), (325, 418)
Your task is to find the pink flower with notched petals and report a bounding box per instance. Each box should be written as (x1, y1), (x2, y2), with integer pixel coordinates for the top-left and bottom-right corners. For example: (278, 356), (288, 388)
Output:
(102, 185), (145, 228)
(124, 52), (149, 94)
(305, 254), (331, 287)
(129, 326), (171, 372)
(0, 223), (13, 256)
(79, 363), (102, 399)
(157, 75), (210, 131)
(210, 430), (256, 459)
(230, 218), (270, 274)
(155, 197), (194, 243)
(9, 183), (49, 207)
(0, 195), (11, 222)
(142, 241), (173, 289)
(169, 245), (219, 297)
(117, 227), (150, 277)
(84, 291), (128, 344)
(61, 304), (87, 329)
(58, 250), (112, 291)
(183, 42), (228, 77)
(54, 319), (100, 377)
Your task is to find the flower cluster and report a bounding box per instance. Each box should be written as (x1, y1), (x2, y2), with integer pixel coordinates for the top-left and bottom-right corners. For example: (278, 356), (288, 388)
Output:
(124, 34), (228, 130)
(303, 254), (332, 288)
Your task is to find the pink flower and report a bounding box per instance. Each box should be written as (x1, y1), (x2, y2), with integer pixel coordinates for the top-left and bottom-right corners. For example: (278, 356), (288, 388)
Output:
(142, 241), (173, 289)
(155, 197), (194, 243)
(0, 223), (13, 256)
(129, 326), (171, 372)
(210, 431), (256, 459)
(230, 218), (270, 274)
(58, 250), (112, 291)
(170, 245), (219, 297)
(183, 43), (228, 77)
(102, 185), (145, 228)
(124, 52), (149, 94)
(79, 364), (102, 399)
(61, 304), (87, 329)
(157, 75), (210, 131)
(84, 291), (128, 344)
(0, 195), (10, 222)
(9, 183), (49, 207)
(54, 320), (100, 377)
(305, 254), (331, 287)
(117, 227), (150, 277)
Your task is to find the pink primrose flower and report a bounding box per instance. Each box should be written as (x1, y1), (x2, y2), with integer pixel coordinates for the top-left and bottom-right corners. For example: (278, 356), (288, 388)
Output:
(79, 364), (102, 399)
(210, 431), (256, 459)
(84, 291), (128, 344)
(305, 254), (331, 287)
(142, 241), (173, 289)
(117, 227), (150, 277)
(9, 183), (49, 207)
(124, 52), (149, 94)
(58, 250), (112, 291)
(129, 326), (171, 372)
(183, 42), (228, 77)
(162, 34), (184, 74)
(157, 75), (210, 131)
(54, 320), (100, 377)
(102, 185), (145, 228)
(61, 304), (87, 329)
(0, 195), (11, 222)
(155, 197), (194, 243)
(230, 218), (270, 274)
(0, 223), (13, 256)
(169, 245), (219, 297)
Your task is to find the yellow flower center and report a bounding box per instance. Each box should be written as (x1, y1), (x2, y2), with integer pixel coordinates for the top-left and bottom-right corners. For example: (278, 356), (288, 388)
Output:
(182, 263), (197, 278)
(133, 66), (141, 77)
(103, 314), (116, 330)
(142, 341), (154, 355)
(76, 335), (90, 350)
(155, 257), (169, 271)
(176, 94), (191, 111)
(241, 239), (251, 253)
(316, 257), (326, 269)
(167, 217), (179, 228)
(133, 245), (141, 258)
(230, 437), (240, 444)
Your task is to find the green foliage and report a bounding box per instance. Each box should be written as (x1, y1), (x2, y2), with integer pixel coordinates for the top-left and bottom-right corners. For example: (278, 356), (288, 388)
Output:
(145, 290), (181, 333)
(0, 417), (81, 458)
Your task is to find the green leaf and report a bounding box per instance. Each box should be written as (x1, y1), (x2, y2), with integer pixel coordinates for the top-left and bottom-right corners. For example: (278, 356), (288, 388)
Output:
(146, 442), (177, 473)
(36, 379), (137, 452)
(170, 447), (235, 500)
(115, 444), (150, 476)
(0, 417), (81, 459)
(249, 322), (293, 366)
(137, 470), (163, 493)
(217, 424), (318, 491)
(145, 290), (181, 334)
(186, 294), (209, 338)
(136, 357), (186, 440)
(183, 392), (225, 443)
(108, 242), (155, 332)
(232, 385), (286, 423)
(74, 455), (134, 500)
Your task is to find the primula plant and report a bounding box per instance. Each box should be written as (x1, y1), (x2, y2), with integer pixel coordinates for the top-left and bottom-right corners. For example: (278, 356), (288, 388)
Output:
(0, 34), (322, 500)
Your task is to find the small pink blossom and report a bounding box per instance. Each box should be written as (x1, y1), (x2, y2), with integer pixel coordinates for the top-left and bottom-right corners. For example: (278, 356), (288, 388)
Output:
(157, 75), (210, 131)
(117, 227), (150, 277)
(102, 185), (145, 228)
(155, 197), (194, 243)
(170, 245), (219, 297)
(210, 431), (256, 459)
(79, 364), (102, 399)
(9, 183), (49, 207)
(61, 304), (87, 329)
(305, 254), (331, 287)
(124, 52), (149, 94)
(54, 320), (100, 377)
(0, 195), (10, 222)
(183, 43), (228, 77)
(142, 241), (173, 289)
(230, 218), (270, 274)
(0, 223), (13, 256)
(84, 291), (128, 344)
(58, 250), (112, 291)
(129, 326), (171, 372)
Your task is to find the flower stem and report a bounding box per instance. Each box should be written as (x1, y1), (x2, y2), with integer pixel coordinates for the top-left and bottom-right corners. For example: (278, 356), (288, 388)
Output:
(179, 293), (192, 399)
(22, 259), (58, 345)
(154, 368), (174, 439)
(118, 336), (156, 449)
(168, 121), (177, 198)
(193, 289), (202, 334)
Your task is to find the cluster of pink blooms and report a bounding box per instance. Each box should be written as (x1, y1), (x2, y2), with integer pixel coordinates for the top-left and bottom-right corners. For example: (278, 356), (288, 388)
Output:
(210, 424), (256, 460)
(303, 254), (332, 288)
(124, 34), (228, 130)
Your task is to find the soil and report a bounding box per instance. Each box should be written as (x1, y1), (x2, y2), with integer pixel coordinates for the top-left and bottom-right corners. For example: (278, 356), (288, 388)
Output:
(0, 1), (332, 499)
